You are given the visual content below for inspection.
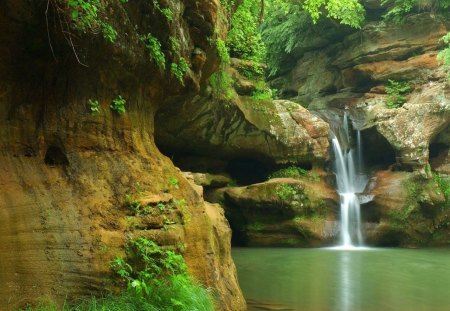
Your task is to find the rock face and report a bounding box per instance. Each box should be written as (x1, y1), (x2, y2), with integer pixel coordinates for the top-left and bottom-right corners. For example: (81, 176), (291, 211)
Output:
(273, 12), (450, 172)
(0, 1), (245, 310)
(363, 170), (450, 246)
(220, 177), (339, 246)
(156, 94), (330, 166)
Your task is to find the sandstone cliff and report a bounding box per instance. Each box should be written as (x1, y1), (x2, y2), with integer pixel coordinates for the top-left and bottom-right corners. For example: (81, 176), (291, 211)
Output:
(0, 0), (245, 309)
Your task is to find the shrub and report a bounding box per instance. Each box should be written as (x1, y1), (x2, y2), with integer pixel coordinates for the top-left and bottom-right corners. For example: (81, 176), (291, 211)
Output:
(110, 95), (126, 114)
(141, 34), (166, 70)
(88, 99), (100, 115)
(209, 70), (235, 100)
(226, 0), (266, 62)
(275, 183), (297, 201)
(170, 58), (190, 85)
(111, 237), (214, 310)
(65, 0), (117, 42)
(385, 80), (411, 108)
(269, 166), (308, 179)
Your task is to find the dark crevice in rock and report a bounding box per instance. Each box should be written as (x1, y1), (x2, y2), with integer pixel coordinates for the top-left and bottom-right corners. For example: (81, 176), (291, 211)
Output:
(226, 158), (270, 185)
(360, 127), (396, 170)
(44, 145), (69, 166)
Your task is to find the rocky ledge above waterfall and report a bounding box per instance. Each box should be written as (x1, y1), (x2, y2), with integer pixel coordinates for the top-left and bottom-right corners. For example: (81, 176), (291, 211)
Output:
(270, 12), (450, 173)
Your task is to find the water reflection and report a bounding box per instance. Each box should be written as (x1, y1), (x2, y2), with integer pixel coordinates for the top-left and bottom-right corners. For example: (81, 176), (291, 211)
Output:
(233, 248), (450, 311)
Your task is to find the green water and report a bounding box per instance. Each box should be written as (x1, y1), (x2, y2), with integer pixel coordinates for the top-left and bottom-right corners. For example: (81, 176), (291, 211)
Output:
(233, 248), (450, 311)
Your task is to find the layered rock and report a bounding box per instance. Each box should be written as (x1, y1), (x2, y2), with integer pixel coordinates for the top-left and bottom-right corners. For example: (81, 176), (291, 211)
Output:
(155, 94), (330, 166)
(0, 0), (245, 310)
(363, 170), (450, 246)
(219, 177), (339, 247)
(273, 12), (450, 172)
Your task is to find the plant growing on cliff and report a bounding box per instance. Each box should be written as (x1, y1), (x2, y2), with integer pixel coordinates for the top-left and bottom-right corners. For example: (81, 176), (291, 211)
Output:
(65, 0), (117, 42)
(170, 58), (190, 85)
(275, 183), (297, 201)
(216, 38), (231, 65)
(88, 99), (100, 115)
(141, 33), (166, 70)
(438, 32), (450, 78)
(385, 79), (411, 108)
(152, 0), (174, 22)
(110, 95), (126, 114)
(111, 237), (214, 309)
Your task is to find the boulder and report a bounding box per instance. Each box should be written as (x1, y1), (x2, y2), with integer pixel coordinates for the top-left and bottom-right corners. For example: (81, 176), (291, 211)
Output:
(364, 170), (450, 246)
(155, 96), (330, 166)
(222, 177), (339, 246)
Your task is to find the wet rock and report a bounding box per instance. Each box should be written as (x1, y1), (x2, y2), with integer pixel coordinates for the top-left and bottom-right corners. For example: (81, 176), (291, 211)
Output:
(222, 177), (339, 246)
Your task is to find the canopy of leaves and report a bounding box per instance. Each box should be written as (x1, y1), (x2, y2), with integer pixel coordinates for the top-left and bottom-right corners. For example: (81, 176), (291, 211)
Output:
(301, 0), (365, 28)
(226, 0), (266, 62)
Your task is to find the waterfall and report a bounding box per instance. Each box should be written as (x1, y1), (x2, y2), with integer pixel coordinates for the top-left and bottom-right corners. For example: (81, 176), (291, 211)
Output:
(331, 113), (367, 248)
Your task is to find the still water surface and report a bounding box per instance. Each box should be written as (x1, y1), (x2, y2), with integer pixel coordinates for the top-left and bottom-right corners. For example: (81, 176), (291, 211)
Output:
(232, 247), (450, 311)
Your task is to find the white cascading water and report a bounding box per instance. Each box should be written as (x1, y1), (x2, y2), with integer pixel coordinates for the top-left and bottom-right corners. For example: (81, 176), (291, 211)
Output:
(331, 113), (367, 249)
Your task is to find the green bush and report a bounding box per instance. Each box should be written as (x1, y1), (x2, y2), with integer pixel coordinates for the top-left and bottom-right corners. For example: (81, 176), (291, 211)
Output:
(110, 95), (126, 114)
(209, 70), (235, 100)
(275, 183), (298, 201)
(269, 166), (308, 179)
(170, 58), (190, 85)
(385, 79), (411, 108)
(66, 0), (117, 42)
(141, 34), (166, 70)
(226, 0), (266, 62)
(88, 99), (100, 115)
(111, 237), (214, 310)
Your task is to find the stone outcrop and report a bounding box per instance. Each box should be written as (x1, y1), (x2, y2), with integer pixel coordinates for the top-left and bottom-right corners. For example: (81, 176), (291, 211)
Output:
(273, 12), (450, 172)
(155, 95), (330, 166)
(220, 177), (339, 246)
(0, 0), (245, 310)
(363, 170), (449, 246)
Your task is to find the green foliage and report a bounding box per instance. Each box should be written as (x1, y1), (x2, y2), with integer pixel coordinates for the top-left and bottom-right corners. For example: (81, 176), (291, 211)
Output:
(237, 63), (265, 80)
(110, 95), (126, 114)
(301, 0), (365, 28)
(268, 166), (320, 182)
(209, 70), (235, 100)
(381, 0), (416, 23)
(385, 80), (411, 108)
(110, 237), (214, 310)
(260, 3), (324, 76)
(247, 222), (265, 231)
(170, 58), (190, 85)
(141, 34), (166, 70)
(21, 239), (214, 310)
(67, 0), (117, 42)
(382, 0), (450, 23)
(88, 99), (100, 115)
(269, 166), (308, 179)
(251, 90), (273, 100)
(433, 173), (450, 209)
(169, 36), (181, 53)
(438, 32), (450, 78)
(275, 183), (298, 201)
(152, 0), (174, 22)
(169, 176), (179, 189)
(216, 38), (230, 65)
(226, 0), (266, 62)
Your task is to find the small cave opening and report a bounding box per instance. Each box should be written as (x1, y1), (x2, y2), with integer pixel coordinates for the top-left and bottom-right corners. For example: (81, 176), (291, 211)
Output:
(44, 145), (69, 166)
(360, 127), (396, 171)
(429, 142), (449, 169)
(226, 158), (271, 185)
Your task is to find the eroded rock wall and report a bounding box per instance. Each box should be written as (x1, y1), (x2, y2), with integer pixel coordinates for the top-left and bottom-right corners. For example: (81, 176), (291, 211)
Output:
(0, 0), (244, 309)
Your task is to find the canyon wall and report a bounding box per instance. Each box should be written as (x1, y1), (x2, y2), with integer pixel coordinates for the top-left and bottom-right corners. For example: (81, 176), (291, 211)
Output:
(0, 0), (245, 309)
